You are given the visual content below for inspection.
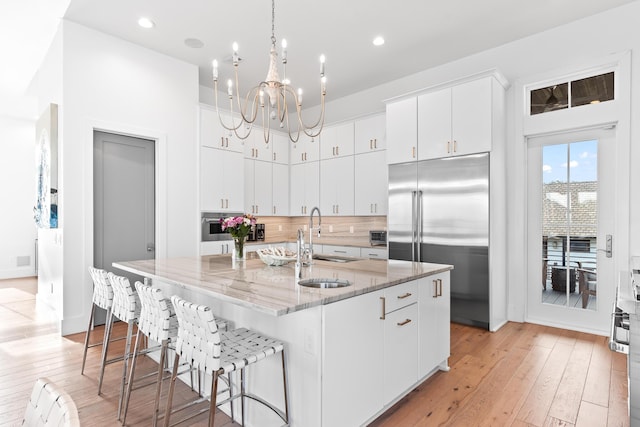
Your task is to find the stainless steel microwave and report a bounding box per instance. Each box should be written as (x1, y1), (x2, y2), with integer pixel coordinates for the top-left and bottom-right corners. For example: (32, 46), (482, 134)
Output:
(201, 212), (242, 242)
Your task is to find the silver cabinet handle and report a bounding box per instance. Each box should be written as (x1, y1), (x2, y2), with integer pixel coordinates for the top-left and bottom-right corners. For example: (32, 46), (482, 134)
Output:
(447, 141), (450, 153)
(397, 319), (412, 326)
(433, 279), (438, 298)
(380, 297), (386, 320)
(453, 140), (457, 152)
(438, 279), (443, 296)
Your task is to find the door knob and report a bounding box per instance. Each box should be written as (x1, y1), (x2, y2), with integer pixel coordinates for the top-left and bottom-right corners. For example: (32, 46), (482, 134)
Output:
(147, 243), (155, 252)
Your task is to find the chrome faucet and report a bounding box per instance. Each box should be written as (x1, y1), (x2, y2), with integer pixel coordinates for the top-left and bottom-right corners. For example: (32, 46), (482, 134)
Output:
(308, 207), (322, 262)
(295, 228), (305, 278)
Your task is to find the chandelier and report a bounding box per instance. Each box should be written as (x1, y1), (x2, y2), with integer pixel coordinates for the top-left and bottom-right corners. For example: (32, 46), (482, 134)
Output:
(211, 0), (326, 145)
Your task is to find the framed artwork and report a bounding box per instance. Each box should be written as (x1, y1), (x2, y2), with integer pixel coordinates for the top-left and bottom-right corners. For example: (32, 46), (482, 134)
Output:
(34, 103), (58, 228)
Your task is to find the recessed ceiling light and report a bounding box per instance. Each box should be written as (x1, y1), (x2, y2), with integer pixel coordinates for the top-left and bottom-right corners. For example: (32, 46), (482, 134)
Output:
(373, 36), (385, 46)
(184, 38), (204, 49)
(138, 17), (155, 29)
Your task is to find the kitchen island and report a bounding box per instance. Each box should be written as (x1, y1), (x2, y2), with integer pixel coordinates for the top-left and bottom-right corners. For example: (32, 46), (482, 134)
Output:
(114, 253), (452, 427)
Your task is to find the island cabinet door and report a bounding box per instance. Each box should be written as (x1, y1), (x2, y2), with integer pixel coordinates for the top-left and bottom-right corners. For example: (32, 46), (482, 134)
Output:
(322, 290), (384, 427)
(383, 303), (418, 405)
(418, 272), (451, 379)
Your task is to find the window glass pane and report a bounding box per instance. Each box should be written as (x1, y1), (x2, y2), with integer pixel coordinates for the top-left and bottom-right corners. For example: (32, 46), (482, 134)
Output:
(531, 83), (568, 115)
(571, 72), (614, 107)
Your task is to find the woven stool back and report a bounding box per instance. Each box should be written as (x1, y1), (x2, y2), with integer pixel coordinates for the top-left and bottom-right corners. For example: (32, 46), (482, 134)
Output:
(88, 266), (113, 311)
(108, 273), (138, 323)
(23, 377), (80, 427)
(170, 295), (222, 375)
(134, 281), (173, 342)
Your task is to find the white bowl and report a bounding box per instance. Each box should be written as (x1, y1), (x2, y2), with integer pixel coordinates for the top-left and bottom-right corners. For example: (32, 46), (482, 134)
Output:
(257, 250), (297, 266)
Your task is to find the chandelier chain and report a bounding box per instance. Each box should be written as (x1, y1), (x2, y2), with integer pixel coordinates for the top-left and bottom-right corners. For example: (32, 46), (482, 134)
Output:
(271, 0), (276, 46)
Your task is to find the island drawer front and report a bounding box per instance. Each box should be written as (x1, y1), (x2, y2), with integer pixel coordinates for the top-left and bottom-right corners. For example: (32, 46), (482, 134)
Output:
(384, 280), (418, 314)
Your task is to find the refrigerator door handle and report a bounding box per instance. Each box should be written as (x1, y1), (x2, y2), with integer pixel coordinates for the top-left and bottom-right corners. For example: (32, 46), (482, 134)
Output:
(411, 190), (417, 261)
(417, 190), (423, 262)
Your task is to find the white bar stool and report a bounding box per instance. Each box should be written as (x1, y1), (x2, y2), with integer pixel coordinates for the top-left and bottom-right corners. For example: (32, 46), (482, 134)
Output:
(106, 272), (140, 420)
(81, 267), (114, 378)
(22, 377), (80, 427)
(164, 295), (289, 427)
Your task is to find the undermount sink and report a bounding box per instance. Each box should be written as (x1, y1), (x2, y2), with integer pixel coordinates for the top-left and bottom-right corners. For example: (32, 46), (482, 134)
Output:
(297, 278), (352, 288)
(312, 254), (358, 263)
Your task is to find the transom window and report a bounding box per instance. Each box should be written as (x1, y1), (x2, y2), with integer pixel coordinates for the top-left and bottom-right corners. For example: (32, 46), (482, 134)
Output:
(530, 71), (614, 116)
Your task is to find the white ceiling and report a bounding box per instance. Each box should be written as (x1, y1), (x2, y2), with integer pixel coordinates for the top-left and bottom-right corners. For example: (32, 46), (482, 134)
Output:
(0, 0), (635, 118)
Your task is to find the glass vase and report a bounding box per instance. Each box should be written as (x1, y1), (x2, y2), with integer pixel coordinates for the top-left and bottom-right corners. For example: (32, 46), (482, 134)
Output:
(233, 237), (246, 261)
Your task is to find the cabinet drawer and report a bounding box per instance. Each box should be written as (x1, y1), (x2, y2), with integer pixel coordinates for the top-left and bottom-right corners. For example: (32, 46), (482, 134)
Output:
(383, 280), (418, 314)
(322, 245), (360, 258)
(360, 247), (387, 259)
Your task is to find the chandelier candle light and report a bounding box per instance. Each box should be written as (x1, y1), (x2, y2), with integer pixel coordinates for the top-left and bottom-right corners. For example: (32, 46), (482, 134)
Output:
(211, 0), (327, 145)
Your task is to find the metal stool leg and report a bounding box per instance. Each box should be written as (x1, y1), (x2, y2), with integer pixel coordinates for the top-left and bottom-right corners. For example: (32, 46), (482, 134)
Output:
(97, 307), (114, 394)
(162, 353), (181, 427)
(281, 349), (290, 424)
(81, 303), (96, 375)
(121, 328), (143, 427)
(117, 320), (135, 420)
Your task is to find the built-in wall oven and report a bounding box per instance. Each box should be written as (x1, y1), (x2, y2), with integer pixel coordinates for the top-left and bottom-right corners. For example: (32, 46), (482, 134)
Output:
(201, 212), (242, 241)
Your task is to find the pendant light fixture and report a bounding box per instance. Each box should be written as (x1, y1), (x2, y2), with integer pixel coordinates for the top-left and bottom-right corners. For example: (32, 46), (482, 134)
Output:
(212, 0), (327, 144)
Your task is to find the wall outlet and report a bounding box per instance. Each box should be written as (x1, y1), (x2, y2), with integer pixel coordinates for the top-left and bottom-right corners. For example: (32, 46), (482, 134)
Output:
(349, 226), (354, 233)
(304, 328), (315, 355)
(329, 225), (333, 233)
(303, 224), (307, 231)
(278, 224), (282, 232)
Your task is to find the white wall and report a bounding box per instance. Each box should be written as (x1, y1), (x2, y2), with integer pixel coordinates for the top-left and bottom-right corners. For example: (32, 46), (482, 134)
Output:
(224, 1), (640, 325)
(0, 116), (36, 279)
(36, 21), (200, 334)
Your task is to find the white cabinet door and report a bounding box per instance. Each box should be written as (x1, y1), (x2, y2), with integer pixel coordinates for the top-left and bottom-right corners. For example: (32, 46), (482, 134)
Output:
(199, 106), (245, 153)
(355, 114), (386, 153)
(451, 77), (492, 156)
(386, 97), (417, 164)
(322, 289), (384, 427)
(200, 240), (233, 255)
(320, 122), (354, 159)
(383, 302), (418, 405)
(201, 146), (244, 212)
(253, 160), (272, 216)
(244, 131), (272, 162)
(418, 77), (493, 160)
(418, 272), (450, 379)
(243, 158), (255, 214)
(418, 88), (452, 160)
(354, 151), (388, 215)
(272, 162), (289, 216)
(271, 132), (290, 165)
(290, 133), (320, 164)
(320, 156), (354, 216)
(290, 161), (319, 215)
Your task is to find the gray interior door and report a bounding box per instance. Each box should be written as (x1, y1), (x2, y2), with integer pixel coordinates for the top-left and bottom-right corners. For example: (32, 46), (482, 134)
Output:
(93, 131), (155, 322)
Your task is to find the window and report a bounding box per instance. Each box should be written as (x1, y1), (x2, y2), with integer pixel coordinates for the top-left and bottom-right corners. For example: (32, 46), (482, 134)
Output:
(529, 72), (614, 116)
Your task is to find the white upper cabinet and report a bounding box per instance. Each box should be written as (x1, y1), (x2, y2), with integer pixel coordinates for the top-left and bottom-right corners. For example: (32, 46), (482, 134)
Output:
(271, 132), (290, 165)
(272, 162), (289, 216)
(290, 161), (319, 215)
(290, 132), (320, 164)
(386, 97), (417, 164)
(355, 114), (386, 153)
(418, 77), (493, 160)
(244, 131), (272, 162)
(320, 122), (354, 159)
(244, 159), (272, 216)
(355, 151), (388, 215)
(199, 105), (245, 153)
(200, 146), (244, 212)
(320, 156), (354, 216)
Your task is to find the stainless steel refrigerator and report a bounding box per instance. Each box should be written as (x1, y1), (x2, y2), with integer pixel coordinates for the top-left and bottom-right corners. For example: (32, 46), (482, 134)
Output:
(388, 153), (489, 329)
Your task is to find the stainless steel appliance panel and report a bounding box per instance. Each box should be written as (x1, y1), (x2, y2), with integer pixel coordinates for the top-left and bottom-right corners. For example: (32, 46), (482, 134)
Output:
(201, 212), (243, 242)
(418, 153), (489, 247)
(388, 162), (417, 261)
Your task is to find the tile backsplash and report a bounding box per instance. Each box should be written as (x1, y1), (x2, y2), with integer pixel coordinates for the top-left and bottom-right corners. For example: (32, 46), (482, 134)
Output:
(257, 216), (387, 246)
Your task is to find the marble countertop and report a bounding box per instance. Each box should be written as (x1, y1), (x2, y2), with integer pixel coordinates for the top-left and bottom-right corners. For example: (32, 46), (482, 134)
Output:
(114, 253), (452, 316)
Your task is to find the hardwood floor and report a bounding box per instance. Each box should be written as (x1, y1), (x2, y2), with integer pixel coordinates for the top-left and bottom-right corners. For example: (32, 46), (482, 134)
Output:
(0, 277), (630, 426)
